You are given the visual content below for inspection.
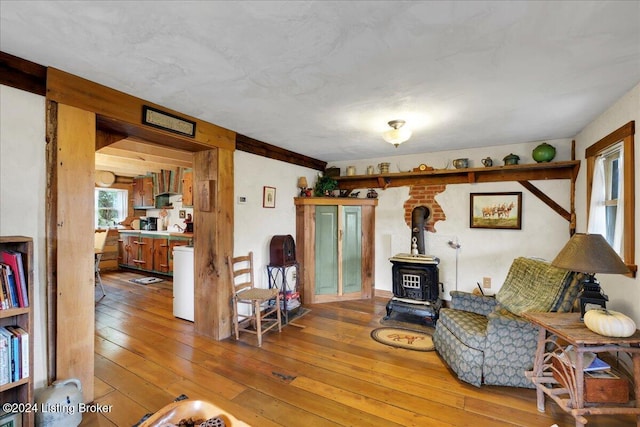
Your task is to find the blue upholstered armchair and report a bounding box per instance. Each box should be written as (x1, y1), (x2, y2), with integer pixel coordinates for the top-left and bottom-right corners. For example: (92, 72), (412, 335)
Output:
(433, 257), (582, 388)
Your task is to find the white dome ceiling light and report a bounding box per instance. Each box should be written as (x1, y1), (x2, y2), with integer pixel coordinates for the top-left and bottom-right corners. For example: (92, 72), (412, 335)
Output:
(382, 120), (412, 147)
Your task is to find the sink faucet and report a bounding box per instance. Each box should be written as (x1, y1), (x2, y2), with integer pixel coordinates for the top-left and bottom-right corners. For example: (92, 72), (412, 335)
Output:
(174, 224), (185, 232)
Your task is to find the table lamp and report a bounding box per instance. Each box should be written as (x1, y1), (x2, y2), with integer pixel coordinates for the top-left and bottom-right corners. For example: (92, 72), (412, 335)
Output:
(551, 233), (630, 319)
(297, 177), (308, 197)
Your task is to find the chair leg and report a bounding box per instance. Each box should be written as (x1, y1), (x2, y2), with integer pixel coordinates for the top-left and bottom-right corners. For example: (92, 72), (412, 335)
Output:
(96, 270), (106, 297)
(232, 298), (240, 340)
(254, 300), (263, 347)
(95, 256), (106, 297)
(276, 294), (282, 333)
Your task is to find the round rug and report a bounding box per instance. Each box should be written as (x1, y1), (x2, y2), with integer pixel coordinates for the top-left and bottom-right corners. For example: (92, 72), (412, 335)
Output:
(370, 327), (434, 352)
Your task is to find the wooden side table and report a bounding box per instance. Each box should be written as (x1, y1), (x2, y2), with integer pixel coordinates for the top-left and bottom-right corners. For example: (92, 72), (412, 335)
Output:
(523, 312), (640, 426)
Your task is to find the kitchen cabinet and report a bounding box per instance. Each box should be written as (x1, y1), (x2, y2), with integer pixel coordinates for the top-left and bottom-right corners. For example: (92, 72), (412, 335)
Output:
(118, 234), (137, 267)
(118, 232), (191, 275)
(133, 175), (155, 209)
(132, 235), (154, 271)
(0, 236), (34, 427)
(295, 197), (376, 304)
(182, 168), (193, 207)
(153, 238), (170, 274)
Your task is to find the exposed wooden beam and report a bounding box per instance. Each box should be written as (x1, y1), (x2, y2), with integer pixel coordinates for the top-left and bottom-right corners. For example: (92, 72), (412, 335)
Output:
(518, 180), (571, 221)
(236, 133), (326, 171)
(96, 129), (127, 151)
(0, 51), (46, 95)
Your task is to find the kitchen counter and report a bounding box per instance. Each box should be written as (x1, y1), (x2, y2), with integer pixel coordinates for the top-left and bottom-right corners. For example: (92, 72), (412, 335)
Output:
(119, 230), (193, 238)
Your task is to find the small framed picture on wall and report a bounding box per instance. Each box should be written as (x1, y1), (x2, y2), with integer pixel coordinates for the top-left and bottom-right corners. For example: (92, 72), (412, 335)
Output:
(263, 186), (276, 208)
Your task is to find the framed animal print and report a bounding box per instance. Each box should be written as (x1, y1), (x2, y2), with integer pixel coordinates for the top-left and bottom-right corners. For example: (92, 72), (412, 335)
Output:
(470, 192), (522, 229)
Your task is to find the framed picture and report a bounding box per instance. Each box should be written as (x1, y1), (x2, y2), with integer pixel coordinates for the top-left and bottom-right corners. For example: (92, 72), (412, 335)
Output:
(470, 192), (522, 229)
(263, 186), (276, 208)
(0, 412), (22, 427)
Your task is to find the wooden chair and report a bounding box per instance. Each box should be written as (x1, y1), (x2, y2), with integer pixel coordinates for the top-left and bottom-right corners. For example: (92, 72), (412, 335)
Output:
(94, 229), (108, 297)
(228, 251), (281, 347)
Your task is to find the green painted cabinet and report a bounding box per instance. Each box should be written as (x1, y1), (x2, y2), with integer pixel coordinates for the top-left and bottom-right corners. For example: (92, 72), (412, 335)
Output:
(315, 205), (339, 295)
(295, 197), (376, 304)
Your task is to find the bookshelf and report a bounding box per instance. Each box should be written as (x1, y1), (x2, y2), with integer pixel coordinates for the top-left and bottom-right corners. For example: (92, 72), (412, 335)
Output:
(0, 236), (34, 427)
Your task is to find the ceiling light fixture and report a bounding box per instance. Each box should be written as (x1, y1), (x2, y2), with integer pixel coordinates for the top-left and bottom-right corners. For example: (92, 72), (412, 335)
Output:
(382, 120), (412, 147)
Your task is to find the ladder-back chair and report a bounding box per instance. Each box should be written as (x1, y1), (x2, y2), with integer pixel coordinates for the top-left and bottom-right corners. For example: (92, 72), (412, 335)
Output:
(228, 251), (281, 347)
(94, 229), (108, 297)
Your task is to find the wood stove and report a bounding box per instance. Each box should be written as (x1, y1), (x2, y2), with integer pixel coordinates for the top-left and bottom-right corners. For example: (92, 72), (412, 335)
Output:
(385, 253), (441, 325)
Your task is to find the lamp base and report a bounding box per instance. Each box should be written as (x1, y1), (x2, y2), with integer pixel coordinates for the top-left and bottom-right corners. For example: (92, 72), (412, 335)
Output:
(579, 274), (608, 320)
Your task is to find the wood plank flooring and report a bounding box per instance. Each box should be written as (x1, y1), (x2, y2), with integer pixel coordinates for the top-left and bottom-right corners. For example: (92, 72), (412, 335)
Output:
(80, 270), (635, 426)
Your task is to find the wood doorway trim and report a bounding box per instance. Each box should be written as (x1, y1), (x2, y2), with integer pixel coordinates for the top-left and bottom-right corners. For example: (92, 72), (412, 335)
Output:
(46, 68), (235, 402)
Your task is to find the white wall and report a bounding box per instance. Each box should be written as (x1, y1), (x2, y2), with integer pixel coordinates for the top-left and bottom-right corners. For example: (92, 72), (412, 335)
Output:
(330, 139), (574, 298)
(233, 150), (317, 288)
(574, 82), (640, 324)
(0, 85), (47, 388)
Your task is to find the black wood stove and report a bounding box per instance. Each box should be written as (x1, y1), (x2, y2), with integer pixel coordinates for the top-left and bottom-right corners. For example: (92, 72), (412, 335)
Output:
(384, 205), (442, 325)
(385, 254), (441, 325)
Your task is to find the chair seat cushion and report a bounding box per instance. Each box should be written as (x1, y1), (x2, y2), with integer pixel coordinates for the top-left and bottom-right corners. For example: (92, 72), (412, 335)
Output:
(438, 308), (488, 351)
(237, 287), (278, 300)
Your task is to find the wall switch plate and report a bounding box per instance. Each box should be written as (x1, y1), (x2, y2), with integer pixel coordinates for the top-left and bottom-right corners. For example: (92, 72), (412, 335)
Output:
(483, 277), (492, 288)
(238, 196), (247, 204)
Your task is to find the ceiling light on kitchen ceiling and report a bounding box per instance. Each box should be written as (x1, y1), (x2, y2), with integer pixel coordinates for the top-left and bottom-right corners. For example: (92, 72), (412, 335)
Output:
(382, 120), (412, 147)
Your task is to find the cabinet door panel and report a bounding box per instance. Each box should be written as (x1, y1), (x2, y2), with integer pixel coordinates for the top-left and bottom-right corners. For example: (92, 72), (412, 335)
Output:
(342, 206), (362, 294)
(154, 238), (170, 273)
(315, 205), (338, 295)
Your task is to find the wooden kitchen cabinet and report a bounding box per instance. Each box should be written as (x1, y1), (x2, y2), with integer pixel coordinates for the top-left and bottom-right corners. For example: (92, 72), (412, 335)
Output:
(295, 197), (376, 304)
(118, 234), (138, 267)
(132, 235), (154, 270)
(119, 232), (191, 275)
(153, 238), (170, 273)
(182, 168), (193, 207)
(133, 175), (155, 209)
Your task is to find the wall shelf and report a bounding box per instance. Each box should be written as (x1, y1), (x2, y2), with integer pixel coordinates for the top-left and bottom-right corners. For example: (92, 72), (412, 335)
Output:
(334, 160), (581, 235)
(334, 160), (580, 190)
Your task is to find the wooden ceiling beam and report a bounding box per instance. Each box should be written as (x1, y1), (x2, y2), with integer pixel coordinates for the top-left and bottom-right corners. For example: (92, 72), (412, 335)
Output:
(236, 133), (326, 171)
(0, 51), (46, 95)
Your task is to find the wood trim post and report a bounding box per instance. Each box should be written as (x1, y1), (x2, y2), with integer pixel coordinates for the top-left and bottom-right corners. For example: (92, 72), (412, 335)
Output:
(53, 104), (96, 402)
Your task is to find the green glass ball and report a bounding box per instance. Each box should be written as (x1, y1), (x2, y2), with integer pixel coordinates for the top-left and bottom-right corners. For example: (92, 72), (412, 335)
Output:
(532, 143), (556, 163)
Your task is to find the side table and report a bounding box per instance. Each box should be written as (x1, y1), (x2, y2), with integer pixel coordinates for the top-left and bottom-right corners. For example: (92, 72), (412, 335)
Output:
(523, 312), (640, 426)
(266, 263), (300, 324)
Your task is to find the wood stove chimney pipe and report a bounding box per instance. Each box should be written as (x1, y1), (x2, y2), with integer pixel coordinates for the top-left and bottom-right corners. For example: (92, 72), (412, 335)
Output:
(411, 206), (431, 255)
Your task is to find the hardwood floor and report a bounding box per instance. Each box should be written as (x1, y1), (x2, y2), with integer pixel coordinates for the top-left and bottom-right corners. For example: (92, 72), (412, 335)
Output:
(80, 270), (635, 426)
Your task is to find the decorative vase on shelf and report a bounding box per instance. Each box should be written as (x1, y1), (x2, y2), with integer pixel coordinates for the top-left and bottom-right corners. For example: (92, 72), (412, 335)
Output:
(503, 153), (520, 166)
(532, 142), (556, 163)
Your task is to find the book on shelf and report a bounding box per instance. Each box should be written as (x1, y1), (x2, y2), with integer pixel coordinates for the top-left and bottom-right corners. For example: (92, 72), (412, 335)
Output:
(0, 251), (28, 307)
(6, 326), (28, 380)
(0, 328), (9, 385)
(559, 345), (611, 372)
(0, 263), (19, 309)
(0, 326), (28, 383)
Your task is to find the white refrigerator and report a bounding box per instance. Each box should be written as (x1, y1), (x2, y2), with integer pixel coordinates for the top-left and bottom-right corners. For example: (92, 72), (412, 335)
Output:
(173, 245), (194, 321)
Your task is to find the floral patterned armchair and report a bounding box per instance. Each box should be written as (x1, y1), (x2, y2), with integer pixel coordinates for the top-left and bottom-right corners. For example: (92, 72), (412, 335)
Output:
(433, 257), (582, 388)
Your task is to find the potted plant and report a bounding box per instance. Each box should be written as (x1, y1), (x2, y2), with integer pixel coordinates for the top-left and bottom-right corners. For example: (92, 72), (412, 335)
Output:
(314, 175), (338, 196)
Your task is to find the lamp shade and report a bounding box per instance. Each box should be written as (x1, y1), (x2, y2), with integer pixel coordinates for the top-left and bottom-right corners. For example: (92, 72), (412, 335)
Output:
(551, 233), (629, 274)
(382, 120), (412, 147)
(297, 177), (308, 188)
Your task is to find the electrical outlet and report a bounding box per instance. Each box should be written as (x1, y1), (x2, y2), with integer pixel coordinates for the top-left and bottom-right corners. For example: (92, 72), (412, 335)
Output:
(483, 277), (492, 288)
(237, 196), (247, 204)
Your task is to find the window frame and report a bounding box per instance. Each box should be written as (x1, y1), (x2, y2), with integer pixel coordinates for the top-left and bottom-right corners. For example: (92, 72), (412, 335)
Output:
(95, 187), (128, 228)
(586, 121), (635, 276)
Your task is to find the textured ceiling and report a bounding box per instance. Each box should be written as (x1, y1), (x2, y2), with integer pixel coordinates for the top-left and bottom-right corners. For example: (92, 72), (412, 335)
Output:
(1, 1), (639, 162)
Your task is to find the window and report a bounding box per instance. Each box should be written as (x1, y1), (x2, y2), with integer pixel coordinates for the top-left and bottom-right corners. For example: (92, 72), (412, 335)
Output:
(95, 188), (128, 228)
(586, 121), (635, 276)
